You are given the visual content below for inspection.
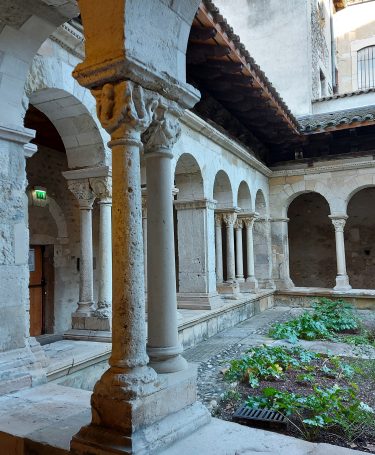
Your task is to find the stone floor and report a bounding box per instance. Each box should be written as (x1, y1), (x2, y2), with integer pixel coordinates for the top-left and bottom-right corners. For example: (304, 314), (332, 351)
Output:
(0, 306), (371, 454)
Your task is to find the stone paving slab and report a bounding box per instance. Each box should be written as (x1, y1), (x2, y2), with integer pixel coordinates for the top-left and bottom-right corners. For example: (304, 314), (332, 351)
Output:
(160, 418), (368, 455)
(0, 383), (367, 455)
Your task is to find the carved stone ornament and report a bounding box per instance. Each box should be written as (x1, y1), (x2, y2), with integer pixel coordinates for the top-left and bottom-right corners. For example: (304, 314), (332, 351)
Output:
(90, 176), (112, 202)
(331, 217), (347, 232)
(215, 213), (222, 227)
(234, 218), (243, 230)
(242, 214), (258, 229)
(222, 212), (237, 227)
(91, 81), (158, 137)
(143, 101), (183, 153)
(67, 179), (95, 209)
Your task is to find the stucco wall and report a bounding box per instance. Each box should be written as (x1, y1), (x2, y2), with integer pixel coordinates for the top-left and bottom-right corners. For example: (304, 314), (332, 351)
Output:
(335, 2), (375, 94)
(214, 0), (314, 116)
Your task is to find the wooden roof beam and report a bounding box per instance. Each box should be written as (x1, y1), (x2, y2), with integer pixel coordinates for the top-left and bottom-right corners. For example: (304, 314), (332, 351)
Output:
(189, 26), (217, 41)
(187, 44), (231, 64)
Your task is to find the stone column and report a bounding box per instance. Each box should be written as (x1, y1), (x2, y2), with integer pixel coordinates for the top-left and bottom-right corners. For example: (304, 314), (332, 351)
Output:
(141, 190), (147, 293)
(174, 199), (220, 310)
(144, 101), (187, 374)
(70, 82), (160, 454)
(329, 215), (352, 291)
(223, 212), (237, 283)
(90, 176), (112, 329)
(242, 214), (259, 291)
(270, 217), (295, 290)
(215, 213), (224, 284)
(67, 179), (95, 321)
(234, 218), (245, 282)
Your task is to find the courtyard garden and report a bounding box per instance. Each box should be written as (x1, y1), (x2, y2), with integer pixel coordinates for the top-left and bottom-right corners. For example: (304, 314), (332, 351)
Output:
(194, 299), (375, 453)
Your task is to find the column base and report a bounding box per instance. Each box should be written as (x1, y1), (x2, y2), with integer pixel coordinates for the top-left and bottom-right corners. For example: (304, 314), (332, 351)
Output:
(257, 279), (276, 290)
(240, 276), (259, 293)
(333, 275), (352, 292)
(70, 365), (210, 455)
(273, 277), (295, 291)
(147, 345), (187, 374)
(177, 292), (223, 310)
(216, 281), (241, 299)
(236, 276), (245, 283)
(71, 314), (111, 331)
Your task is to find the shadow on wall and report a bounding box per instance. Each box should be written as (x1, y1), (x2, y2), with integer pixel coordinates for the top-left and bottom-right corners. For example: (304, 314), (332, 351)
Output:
(288, 192), (335, 288)
(346, 187), (375, 289)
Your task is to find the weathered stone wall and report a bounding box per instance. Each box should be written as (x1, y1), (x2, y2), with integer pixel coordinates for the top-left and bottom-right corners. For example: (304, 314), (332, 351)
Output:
(0, 138), (30, 352)
(26, 145), (100, 333)
(288, 192), (336, 288)
(311, 0), (333, 99)
(270, 156), (375, 290)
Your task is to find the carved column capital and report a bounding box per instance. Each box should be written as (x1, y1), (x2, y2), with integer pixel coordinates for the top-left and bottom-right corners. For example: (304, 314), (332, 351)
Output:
(329, 215), (348, 232)
(91, 80), (159, 141)
(90, 176), (112, 204)
(67, 179), (95, 209)
(222, 212), (237, 227)
(143, 99), (183, 157)
(234, 218), (243, 230)
(215, 213), (222, 227)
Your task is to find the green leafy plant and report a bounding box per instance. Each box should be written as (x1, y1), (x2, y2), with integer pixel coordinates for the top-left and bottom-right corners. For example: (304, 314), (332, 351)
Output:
(312, 298), (359, 332)
(246, 384), (375, 441)
(269, 298), (359, 343)
(224, 345), (318, 387)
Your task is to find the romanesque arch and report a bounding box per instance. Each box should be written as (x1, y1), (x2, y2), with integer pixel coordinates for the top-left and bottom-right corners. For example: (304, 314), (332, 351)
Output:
(346, 186), (375, 289)
(213, 170), (233, 208)
(288, 192), (336, 288)
(237, 181), (252, 211)
(174, 153), (204, 200)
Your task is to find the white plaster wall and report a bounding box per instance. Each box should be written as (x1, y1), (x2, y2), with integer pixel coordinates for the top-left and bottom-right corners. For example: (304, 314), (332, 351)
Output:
(214, 0), (313, 116)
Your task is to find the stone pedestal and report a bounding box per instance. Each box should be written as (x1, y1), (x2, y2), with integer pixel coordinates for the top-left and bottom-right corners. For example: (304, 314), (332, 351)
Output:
(175, 198), (221, 310)
(330, 215), (352, 292)
(270, 217), (295, 290)
(254, 216), (275, 290)
(71, 366), (209, 455)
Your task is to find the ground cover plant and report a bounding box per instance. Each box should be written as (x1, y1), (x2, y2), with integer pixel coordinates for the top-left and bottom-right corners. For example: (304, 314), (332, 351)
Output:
(268, 298), (371, 344)
(217, 343), (375, 452)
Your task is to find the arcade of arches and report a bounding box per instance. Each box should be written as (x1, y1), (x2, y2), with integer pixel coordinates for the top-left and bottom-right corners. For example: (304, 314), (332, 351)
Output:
(0, 0), (375, 454)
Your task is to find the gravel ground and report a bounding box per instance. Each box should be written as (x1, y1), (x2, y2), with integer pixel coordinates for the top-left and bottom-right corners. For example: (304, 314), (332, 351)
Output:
(190, 307), (375, 454)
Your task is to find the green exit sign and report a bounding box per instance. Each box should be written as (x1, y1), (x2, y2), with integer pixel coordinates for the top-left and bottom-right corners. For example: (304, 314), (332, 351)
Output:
(35, 190), (46, 200)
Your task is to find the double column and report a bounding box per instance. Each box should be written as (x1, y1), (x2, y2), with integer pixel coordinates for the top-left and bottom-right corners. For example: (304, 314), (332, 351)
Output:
(216, 211), (240, 296)
(65, 170), (113, 332)
(329, 214), (352, 291)
(66, 179), (96, 319)
(143, 101), (187, 373)
(242, 213), (259, 291)
(90, 176), (113, 325)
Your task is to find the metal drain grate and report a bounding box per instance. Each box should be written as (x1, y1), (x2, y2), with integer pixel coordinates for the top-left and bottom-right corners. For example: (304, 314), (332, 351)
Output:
(233, 404), (287, 429)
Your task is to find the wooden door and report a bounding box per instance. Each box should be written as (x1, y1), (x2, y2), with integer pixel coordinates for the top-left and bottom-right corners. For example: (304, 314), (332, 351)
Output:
(29, 246), (43, 336)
